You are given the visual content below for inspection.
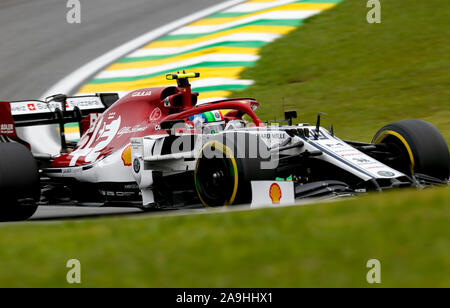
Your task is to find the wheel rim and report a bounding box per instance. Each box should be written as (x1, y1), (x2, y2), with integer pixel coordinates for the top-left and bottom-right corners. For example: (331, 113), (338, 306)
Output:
(374, 135), (415, 177)
(195, 141), (239, 207)
(195, 157), (235, 207)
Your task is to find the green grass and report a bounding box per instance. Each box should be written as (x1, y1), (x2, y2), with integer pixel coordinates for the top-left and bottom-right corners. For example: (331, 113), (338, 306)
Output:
(232, 0), (450, 144)
(0, 188), (448, 287)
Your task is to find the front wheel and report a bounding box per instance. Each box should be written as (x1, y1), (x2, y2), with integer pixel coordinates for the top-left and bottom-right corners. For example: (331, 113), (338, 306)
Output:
(194, 140), (249, 207)
(194, 135), (276, 207)
(372, 120), (449, 181)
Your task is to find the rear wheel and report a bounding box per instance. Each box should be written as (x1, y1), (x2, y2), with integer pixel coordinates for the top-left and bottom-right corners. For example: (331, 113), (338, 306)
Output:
(0, 143), (40, 221)
(373, 120), (449, 181)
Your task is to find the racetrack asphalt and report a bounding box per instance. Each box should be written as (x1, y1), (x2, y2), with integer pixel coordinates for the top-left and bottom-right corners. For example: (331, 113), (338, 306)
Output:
(0, 0), (223, 221)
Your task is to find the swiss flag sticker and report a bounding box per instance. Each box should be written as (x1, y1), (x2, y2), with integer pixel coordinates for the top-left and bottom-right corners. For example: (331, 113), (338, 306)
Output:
(27, 104), (36, 111)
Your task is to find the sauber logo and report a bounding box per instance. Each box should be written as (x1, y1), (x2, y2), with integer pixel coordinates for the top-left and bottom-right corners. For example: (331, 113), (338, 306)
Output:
(0, 124), (14, 134)
(269, 183), (282, 204)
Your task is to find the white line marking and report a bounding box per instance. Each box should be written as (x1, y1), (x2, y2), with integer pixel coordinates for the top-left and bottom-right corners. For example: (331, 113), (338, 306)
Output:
(96, 53), (259, 79)
(197, 97), (229, 104)
(171, 10), (319, 35)
(128, 33), (280, 58)
(40, 0), (246, 99)
(0, 197), (351, 226)
(28, 0), (245, 155)
(224, 0), (299, 13)
(191, 77), (254, 87)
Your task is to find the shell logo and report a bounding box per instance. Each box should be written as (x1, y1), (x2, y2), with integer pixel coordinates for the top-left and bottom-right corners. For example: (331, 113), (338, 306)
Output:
(121, 145), (132, 166)
(269, 183), (282, 204)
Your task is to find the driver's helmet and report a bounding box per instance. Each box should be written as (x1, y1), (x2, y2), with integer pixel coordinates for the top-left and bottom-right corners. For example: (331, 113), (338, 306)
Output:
(189, 110), (225, 134)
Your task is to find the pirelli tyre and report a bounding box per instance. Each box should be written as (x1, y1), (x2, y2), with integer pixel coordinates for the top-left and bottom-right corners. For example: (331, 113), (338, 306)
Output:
(0, 143), (40, 221)
(194, 134), (275, 207)
(373, 120), (449, 181)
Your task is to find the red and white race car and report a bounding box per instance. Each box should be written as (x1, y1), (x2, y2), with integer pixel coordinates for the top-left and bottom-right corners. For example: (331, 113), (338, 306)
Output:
(0, 73), (448, 221)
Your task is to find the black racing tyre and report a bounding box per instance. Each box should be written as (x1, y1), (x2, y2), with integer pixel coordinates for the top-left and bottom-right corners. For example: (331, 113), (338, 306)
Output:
(0, 143), (40, 221)
(194, 135), (275, 207)
(372, 120), (449, 181)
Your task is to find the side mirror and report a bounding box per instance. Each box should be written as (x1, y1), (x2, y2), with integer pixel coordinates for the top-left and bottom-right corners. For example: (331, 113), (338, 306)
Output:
(284, 110), (297, 126)
(46, 94), (68, 112)
(46, 94), (67, 103)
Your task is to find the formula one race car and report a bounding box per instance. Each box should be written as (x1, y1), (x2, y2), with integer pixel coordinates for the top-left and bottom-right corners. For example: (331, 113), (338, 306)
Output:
(0, 73), (448, 221)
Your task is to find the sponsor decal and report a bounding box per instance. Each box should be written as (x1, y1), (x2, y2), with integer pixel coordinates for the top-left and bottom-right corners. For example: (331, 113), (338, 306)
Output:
(251, 181), (295, 207)
(121, 145), (132, 166)
(260, 132), (289, 148)
(68, 115), (121, 166)
(131, 90), (152, 97)
(353, 157), (371, 163)
(131, 139), (143, 153)
(0, 124), (14, 134)
(133, 158), (141, 173)
(326, 142), (345, 148)
(10, 97), (103, 116)
(213, 111), (223, 121)
(117, 124), (148, 136)
(61, 167), (83, 174)
(261, 132), (286, 140)
(149, 107), (162, 121)
(131, 139), (142, 149)
(366, 165), (387, 169)
(269, 183), (282, 204)
(377, 171), (395, 177)
(333, 148), (358, 154)
(107, 112), (116, 120)
(100, 190), (136, 197)
(124, 183), (138, 190)
(340, 152), (364, 157)
(66, 97), (103, 110)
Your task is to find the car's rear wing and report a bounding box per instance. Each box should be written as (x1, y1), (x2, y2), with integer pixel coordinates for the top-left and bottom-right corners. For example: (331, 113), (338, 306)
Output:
(0, 93), (119, 151)
(9, 93), (118, 127)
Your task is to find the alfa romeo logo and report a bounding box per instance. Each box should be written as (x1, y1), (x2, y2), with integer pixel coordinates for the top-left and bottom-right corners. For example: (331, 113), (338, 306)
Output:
(133, 158), (141, 173)
(377, 171), (395, 177)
